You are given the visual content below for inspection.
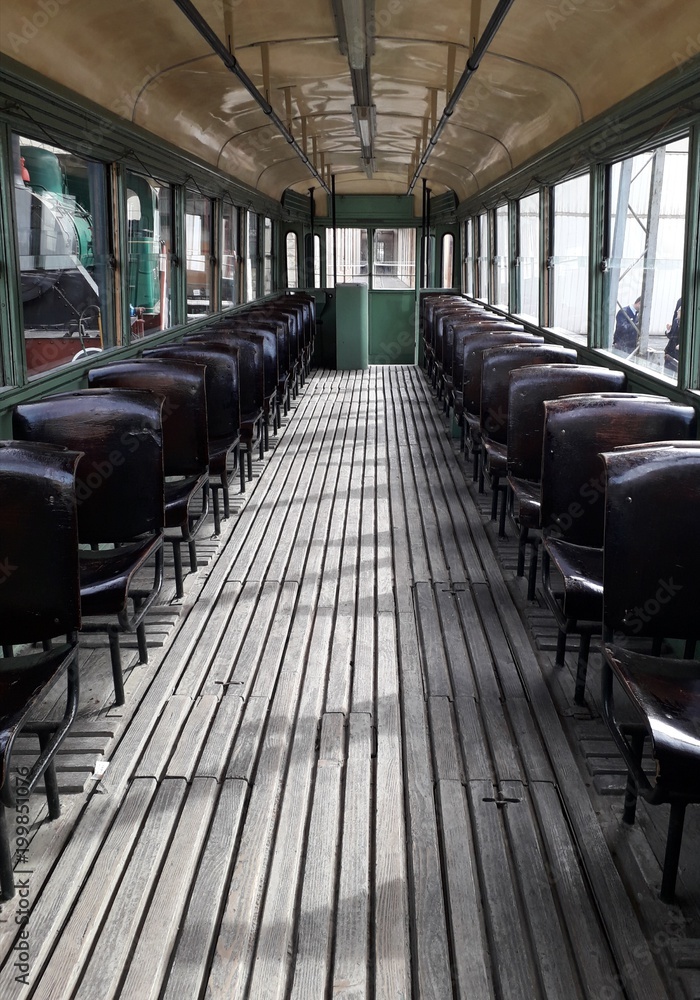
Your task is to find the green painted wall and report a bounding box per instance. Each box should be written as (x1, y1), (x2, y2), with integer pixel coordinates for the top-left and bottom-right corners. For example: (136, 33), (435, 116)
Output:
(369, 291), (416, 364)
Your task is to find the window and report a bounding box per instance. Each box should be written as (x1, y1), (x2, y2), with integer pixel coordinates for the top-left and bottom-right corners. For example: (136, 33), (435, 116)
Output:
(326, 228), (368, 286)
(441, 233), (454, 289)
(221, 200), (238, 309)
(286, 232), (298, 289)
(372, 229), (415, 289)
(517, 192), (540, 322)
(125, 170), (172, 339)
(263, 216), (273, 295)
(549, 174), (590, 342)
(463, 218), (474, 296)
(605, 138), (689, 383)
(494, 205), (509, 308)
(185, 188), (213, 320)
(477, 213), (489, 301)
(12, 135), (114, 377)
(246, 210), (258, 302)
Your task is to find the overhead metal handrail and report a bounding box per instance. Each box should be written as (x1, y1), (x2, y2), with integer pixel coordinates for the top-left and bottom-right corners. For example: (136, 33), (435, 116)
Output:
(407, 0), (516, 195)
(172, 0), (331, 194)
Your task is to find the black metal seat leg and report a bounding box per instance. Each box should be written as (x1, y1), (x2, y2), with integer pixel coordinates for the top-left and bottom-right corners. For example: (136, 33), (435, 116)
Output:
(497, 484), (509, 539)
(172, 540), (184, 599)
(211, 489), (221, 535)
(661, 801), (687, 904)
(622, 729), (645, 826)
(108, 630), (126, 706)
(574, 630), (592, 705)
(517, 523), (528, 577)
(555, 625), (568, 668)
(527, 541), (539, 601)
(136, 621), (148, 664)
(38, 734), (61, 819)
(188, 538), (198, 573)
(0, 805), (14, 900)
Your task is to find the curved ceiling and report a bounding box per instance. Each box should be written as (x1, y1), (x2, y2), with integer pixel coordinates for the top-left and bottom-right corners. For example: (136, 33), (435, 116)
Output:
(1, 0), (698, 204)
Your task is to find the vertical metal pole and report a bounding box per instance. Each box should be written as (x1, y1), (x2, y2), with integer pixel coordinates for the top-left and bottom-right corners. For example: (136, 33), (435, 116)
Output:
(332, 173), (337, 288)
(639, 147), (665, 358)
(607, 158), (633, 340)
(308, 186), (315, 289)
(420, 178), (427, 289)
(426, 185), (432, 288)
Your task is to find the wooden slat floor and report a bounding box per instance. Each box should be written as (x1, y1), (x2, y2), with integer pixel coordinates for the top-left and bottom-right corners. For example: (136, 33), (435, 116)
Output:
(0, 365), (693, 999)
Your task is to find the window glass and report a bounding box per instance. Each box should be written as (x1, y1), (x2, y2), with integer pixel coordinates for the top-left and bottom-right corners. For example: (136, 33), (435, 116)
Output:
(441, 233), (454, 289)
(550, 174), (590, 342)
(286, 232), (299, 289)
(517, 192), (540, 322)
(605, 138), (688, 383)
(477, 213), (489, 301)
(125, 170), (172, 339)
(246, 210), (258, 302)
(185, 189), (213, 320)
(372, 229), (416, 289)
(494, 205), (509, 308)
(326, 228), (368, 286)
(313, 233), (321, 288)
(463, 218), (474, 296)
(221, 200), (238, 309)
(263, 216), (273, 295)
(12, 135), (114, 377)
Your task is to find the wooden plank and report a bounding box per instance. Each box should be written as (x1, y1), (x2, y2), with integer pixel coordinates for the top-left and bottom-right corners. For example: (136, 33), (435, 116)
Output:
(134, 694), (193, 780)
(226, 694), (270, 782)
(0, 780), (155, 999)
(244, 599), (335, 1000)
(374, 613), (411, 999)
(332, 713), (372, 1000)
(325, 613), (355, 716)
(249, 581), (299, 698)
(529, 781), (620, 998)
(414, 580), (452, 698)
(290, 715), (345, 999)
(500, 779), (582, 999)
(384, 370), (420, 611)
(472, 581), (532, 702)
(428, 697), (463, 781)
(65, 779), (186, 1000)
(317, 385), (357, 610)
(467, 778), (541, 1000)
(162, 779), (248, 1000)
(207, 581), (320, 998)
(225, 582), (282, 688)
(352, 610), (374, 716)
(117, 777), (220, 1000)
(195, 689), (245, 779)
(173, 581), (243, 698)
(396, 609), (453, 998)
(166, 694), (219, 779)
(437, 779), (495, 999)
(375, 372), (394, 615)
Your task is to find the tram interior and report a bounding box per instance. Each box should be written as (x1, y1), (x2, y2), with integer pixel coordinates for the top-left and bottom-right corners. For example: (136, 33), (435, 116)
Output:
(1, 1), (700, 997)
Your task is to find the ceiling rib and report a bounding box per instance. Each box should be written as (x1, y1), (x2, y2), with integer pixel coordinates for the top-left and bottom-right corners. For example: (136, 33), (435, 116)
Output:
(407, 0), (516, 194)
(172, 0), (330, 193)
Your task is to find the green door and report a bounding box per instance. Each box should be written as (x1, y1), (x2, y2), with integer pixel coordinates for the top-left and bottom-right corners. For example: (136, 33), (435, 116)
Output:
(368, 227), (417, 364)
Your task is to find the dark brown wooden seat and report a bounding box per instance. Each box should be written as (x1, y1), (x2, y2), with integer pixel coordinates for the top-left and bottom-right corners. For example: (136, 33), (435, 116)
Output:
(448, 318), (525, 432)
(539, 394), (696, 704)
(480, 343), (577, 534)
(13, 389), (166, 706)
(242, 308), (292, 414)
(600, 444), (700, 903)
(88, 358), (210, 599)
(283, 292), (316, 376)
(185, 331), (265, 473)
(213, 317), (282, 436)
(144, 344), (242, 534)
(461, 330), (544, 482)
(506, 365), (627, 599)
(421, 294), (463, 378)
(0, 441), (82, 900)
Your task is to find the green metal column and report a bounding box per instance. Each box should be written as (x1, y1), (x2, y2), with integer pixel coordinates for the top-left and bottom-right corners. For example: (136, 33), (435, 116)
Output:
(335, 282), (368, 370)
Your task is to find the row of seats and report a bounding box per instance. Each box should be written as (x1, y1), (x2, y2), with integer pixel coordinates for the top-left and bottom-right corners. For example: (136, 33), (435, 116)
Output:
(421, 292), (700, 905)
(0, 292), (316, 899)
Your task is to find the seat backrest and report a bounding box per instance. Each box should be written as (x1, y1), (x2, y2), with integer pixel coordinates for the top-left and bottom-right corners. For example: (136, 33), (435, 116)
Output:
(243, 310), (290, 375)
(186, 332), (263, 417)
(462, 332), (544, 415)
(450, 319), (525, 391)
(0, 441), (82, 645)
(480, 344), (577, 444)
(541, 394), (696, 547)
(87, 358), (209, 477)
(214, 324), (278, 391)
(507, 365), (627, 482)
(144, 344), (240, 438)
(602, 445), (700, 639)
(13, 389), (165, 545)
